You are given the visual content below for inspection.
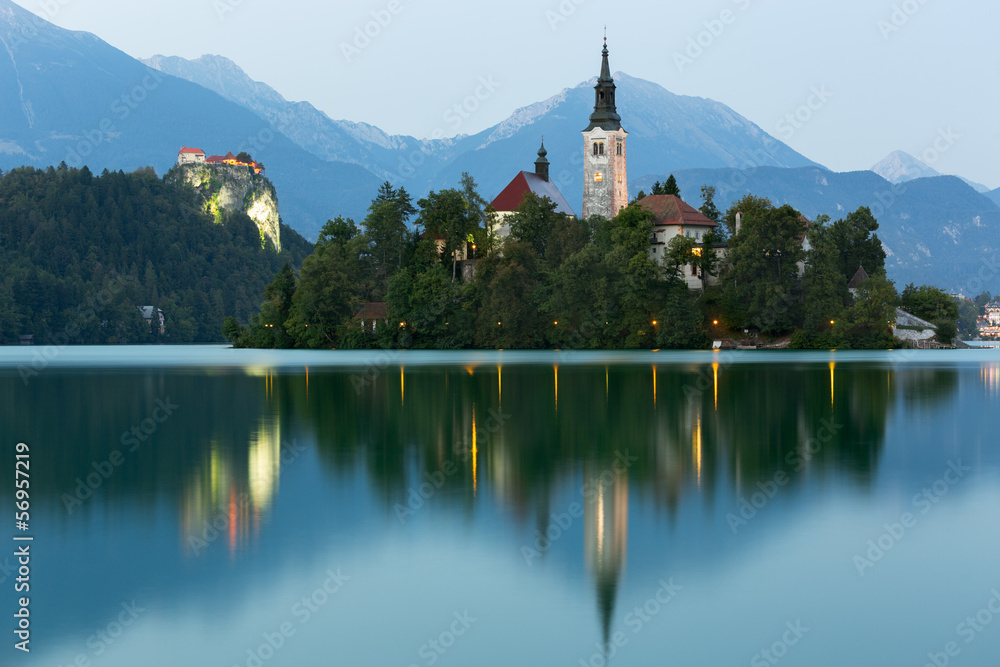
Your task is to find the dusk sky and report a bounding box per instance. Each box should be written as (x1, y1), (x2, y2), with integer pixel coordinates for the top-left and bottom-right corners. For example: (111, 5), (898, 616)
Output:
(12, 0), (999, 188)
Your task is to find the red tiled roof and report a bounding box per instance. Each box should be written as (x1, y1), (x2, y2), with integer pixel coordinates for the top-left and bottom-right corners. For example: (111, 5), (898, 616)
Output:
(638, 195), (719, 227)
(354, 302), (388, 319)
(178, 146), (205, 154)
(491, 172), (576, 217)
(636, 195), (719, 228)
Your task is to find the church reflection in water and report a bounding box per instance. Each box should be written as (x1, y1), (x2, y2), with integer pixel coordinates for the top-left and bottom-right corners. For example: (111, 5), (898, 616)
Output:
(12, 357), (964, 645)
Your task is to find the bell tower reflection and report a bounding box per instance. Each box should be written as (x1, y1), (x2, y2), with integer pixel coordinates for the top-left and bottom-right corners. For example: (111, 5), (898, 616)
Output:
(584, 462), (629, 644)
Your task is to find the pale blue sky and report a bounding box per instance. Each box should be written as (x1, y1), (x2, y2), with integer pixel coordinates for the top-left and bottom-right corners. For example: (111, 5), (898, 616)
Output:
(12, 0), (1000, 188)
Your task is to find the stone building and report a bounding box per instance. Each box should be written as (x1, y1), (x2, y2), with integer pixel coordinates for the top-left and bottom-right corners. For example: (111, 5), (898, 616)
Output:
(582, 39), (628, 220)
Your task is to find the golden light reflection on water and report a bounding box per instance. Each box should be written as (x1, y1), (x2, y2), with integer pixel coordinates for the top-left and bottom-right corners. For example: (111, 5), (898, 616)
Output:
(983, 365), (1000, 396)
(694, 415), (703, 486)
(830, 362), (836, 406)
(712, 362), (719, 411)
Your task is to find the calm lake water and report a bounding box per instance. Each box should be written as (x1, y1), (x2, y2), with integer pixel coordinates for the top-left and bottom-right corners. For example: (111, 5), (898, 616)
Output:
(2, 346), (1000, 666)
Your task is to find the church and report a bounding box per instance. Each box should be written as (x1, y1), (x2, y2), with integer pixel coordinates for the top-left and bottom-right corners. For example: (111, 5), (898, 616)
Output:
(490, 38), (721, 289)
(491, 38), (628, 231)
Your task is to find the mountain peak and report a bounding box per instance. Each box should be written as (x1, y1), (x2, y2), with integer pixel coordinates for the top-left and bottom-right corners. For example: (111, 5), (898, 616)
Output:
(871, 150), (941, 184)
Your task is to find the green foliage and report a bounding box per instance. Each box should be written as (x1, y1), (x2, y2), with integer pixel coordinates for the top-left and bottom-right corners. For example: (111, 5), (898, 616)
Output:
(801, 222), (847, 333)
(829, 207), (886, 279)
(652, 175), (680, 196)
(721, 198), (805, 334)
(363, 181), (416, 296)
(698, 185), (721, 223)
(899, 283), (959, 323)
(956, 298), (980, 339)
(0, 166), (309, 344)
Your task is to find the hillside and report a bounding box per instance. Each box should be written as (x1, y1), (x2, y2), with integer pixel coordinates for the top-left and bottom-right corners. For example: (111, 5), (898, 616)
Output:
(0, 165), (311, 343)
(634, 167), (1000, 291)
(0, 0), (381, 237)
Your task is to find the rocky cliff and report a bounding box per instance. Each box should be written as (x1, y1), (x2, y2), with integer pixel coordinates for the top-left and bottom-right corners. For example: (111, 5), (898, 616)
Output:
(169, 163), (280, 250)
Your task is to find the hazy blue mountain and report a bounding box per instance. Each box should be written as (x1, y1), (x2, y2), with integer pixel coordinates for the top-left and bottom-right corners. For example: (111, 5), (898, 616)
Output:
(141, 55), (821, 216)
(986, 188), (1000, 208)
(0, 0), (380, 238)
(872, 150), (990, 193)
(634, 168), (1000, 291)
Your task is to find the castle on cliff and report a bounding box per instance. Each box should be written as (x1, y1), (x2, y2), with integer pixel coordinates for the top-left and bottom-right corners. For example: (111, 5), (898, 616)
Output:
(177, 147), (264, 175)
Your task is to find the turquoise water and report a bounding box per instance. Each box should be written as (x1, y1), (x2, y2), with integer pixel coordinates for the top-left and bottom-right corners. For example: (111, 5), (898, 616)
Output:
(1, 346), (999, 666)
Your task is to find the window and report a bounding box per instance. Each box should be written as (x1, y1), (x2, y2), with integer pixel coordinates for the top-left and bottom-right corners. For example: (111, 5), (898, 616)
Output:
(594, 172), (603, 182)
(617, 173), (622, 184)
(691, 264), (698, 276)
(616, 141), (622, 156)
(599, 142), (605, 156)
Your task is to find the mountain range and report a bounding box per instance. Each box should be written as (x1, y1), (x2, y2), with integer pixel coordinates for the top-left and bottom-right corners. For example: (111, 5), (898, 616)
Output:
(2, 0), (999, 293)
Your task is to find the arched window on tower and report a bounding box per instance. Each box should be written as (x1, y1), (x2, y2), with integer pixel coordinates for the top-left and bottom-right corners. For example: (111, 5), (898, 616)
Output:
(599, 142), (605, 156)
(617, 173), (622, 184)
(593, 143), (599, 156)
(616, 141), (622, 156)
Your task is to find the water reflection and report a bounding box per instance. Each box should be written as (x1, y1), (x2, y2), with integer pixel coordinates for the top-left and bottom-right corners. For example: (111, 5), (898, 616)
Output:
(1, 355), (990, 659)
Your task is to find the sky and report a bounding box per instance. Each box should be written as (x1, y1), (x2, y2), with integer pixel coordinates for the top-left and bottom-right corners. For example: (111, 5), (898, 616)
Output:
(11, 0), (1000, 189)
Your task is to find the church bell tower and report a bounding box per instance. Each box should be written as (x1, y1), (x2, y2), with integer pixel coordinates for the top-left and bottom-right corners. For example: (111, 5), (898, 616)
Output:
(582, 38), (628, 220)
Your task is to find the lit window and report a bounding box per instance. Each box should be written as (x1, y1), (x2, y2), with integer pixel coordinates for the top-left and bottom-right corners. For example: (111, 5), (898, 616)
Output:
(616, 141), (622, 156)
(617, 173), (622, 183)
(594, 172), (603, 182)
(593, 143), (599, 156)
(599, 142), (605, 156)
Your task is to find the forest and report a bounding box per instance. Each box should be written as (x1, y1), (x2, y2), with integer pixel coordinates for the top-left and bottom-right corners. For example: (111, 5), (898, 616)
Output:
(0, 165), (311, 344)
(225, 174), (961, 350)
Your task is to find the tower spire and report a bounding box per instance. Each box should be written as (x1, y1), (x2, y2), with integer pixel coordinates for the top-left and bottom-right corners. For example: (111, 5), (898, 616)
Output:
(534, 138), (550, 182)
(584, 37), (622, 132)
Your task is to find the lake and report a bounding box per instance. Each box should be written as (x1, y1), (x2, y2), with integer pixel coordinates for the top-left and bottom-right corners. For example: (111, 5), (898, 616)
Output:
(2, 346), (1000, 666)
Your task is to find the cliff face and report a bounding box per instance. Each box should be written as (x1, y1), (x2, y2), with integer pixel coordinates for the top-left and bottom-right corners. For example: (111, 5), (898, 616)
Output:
(170, 163), (281, 250)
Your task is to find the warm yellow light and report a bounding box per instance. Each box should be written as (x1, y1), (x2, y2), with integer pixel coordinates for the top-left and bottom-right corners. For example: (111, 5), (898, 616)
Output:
(830, 320), (835, 325)
(554, 321), (559, 326)
(399, 322), (405, 328)
(652, 320), (658, 326)
(713, 320), (719, 325)
(497, 321), (502, 326)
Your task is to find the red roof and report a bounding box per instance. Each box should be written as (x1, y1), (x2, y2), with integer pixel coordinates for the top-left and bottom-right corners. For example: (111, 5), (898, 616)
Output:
(178, 146), (205, 155)
(636, 195), (719, 228)
(491, 172), (576, 217)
